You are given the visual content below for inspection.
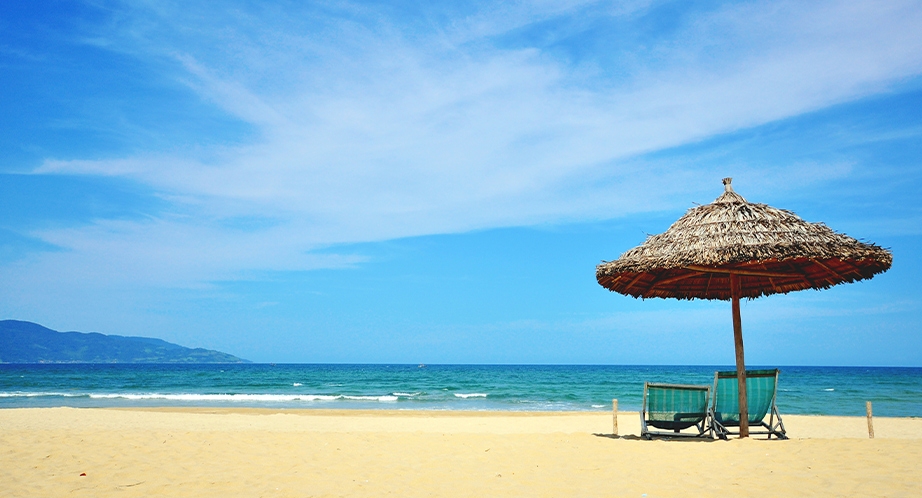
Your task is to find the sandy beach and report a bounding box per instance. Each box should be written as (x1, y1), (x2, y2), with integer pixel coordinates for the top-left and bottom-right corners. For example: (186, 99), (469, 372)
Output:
(2, 408), (921, 497)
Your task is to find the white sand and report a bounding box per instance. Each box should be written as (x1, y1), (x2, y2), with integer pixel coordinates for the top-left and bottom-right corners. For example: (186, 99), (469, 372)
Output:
(2, 408), (921, 497)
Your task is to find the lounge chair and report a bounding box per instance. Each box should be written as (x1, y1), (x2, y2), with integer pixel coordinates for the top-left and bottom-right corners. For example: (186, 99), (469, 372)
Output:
(640, 382), (711, 439)
(709, 369), (787, 439)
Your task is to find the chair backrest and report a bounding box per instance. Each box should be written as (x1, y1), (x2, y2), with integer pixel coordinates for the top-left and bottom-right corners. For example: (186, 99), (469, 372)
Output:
(644, 382), (710, 428)
(712, 369), (779, 424)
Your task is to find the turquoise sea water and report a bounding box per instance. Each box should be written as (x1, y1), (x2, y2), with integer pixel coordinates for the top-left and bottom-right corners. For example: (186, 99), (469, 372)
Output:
(1, 364), (921, 417)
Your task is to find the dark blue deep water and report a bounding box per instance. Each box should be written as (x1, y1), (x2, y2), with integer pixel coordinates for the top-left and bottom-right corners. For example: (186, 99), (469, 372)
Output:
(2, 364), (920, 416)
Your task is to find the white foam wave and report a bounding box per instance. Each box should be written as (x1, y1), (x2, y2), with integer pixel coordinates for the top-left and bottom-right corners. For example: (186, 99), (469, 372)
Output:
(78, 393), (399, 402)
(824, 388), (835, 392)
(0, 392), (83, 398)
(392, 392), (420, 397)
(0, 391), (402, 403)
(292, 383), (303, 387)
(342, 395), (398, 402)
(87, 393), (336, 402)
(454, 393), (488, 398)
(591, 404), (605, 408)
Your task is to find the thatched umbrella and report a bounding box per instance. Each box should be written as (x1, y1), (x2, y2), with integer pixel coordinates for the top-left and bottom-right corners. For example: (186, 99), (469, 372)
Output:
(596, 178), (892, 437)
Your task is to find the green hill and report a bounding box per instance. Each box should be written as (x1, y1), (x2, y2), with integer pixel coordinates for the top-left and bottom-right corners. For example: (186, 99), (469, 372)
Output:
(0, 320), (249, 363)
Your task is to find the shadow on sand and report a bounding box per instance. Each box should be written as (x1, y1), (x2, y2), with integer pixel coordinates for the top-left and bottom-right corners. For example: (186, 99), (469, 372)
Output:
(592, 433), (717, 442)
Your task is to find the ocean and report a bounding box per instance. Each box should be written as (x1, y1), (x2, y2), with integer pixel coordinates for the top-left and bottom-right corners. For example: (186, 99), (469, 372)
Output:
(1, 364), (921, 417)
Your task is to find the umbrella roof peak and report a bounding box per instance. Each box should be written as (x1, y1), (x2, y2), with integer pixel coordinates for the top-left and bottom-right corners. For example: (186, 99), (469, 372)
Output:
(714, 177), (748, 204)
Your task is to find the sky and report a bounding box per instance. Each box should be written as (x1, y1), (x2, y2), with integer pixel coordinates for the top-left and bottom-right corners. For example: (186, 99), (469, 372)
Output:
(2, 0), (921, 365)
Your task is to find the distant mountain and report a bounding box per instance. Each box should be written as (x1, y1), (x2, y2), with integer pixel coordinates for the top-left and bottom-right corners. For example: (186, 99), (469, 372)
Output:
(0, 320), (249, 363)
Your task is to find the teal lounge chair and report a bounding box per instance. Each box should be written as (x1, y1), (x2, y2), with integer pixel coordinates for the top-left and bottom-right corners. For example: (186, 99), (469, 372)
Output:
(709, 369), (787, 439)
(641, 382), (711, 439)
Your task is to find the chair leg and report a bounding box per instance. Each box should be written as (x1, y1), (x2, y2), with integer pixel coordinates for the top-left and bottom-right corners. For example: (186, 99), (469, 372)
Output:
(771, 406), (787, 440)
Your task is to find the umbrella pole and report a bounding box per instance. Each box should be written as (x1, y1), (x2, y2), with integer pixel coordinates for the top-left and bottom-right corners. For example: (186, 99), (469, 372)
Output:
(730, 273), (750, 438)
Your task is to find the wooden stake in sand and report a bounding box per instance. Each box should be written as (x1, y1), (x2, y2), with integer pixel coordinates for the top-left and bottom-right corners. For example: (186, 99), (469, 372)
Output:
(866, 401), (875, 439)
(612, 399), (619, 436)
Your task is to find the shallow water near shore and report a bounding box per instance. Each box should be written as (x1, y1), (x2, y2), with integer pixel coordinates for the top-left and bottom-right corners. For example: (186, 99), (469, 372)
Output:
(2, 364), (920, 416)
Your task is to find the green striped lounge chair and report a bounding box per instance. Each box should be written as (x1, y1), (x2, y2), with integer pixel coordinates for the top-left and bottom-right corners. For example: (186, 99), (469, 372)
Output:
(641, 382), (712, 439)
(709, 369), (787, 440)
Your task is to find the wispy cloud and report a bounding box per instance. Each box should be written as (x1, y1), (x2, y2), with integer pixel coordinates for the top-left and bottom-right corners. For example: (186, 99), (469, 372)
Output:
(20, 0), (922, 287)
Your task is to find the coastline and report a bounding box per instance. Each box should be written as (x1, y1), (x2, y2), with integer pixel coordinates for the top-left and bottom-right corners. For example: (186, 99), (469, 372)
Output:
(3, 407), (921, 496)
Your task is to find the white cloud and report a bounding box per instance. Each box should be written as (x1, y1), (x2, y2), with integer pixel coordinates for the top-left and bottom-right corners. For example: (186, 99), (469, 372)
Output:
(10, 218), (365, 288)
(22, 0), (922, 287)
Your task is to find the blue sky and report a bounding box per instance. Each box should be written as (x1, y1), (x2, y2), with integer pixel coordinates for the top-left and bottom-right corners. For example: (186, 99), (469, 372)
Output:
(2, 0), (921, 365)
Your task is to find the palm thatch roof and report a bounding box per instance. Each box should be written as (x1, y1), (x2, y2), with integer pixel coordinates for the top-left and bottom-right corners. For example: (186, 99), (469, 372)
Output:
(596, 178), (892, 300)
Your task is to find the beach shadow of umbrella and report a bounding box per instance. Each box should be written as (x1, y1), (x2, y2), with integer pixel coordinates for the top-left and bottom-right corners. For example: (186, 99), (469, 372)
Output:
(592, 433), (642, 440)
(592, 433), (715, 442)
(596, 178), (892, 437)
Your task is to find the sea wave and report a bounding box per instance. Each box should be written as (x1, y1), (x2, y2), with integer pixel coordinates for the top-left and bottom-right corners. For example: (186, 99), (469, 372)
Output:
(0, 391), (84, 398)
(341, 395), (398, 402)
(1, 392), (399, 402)
(87, 393), (338, 402)
(5, 364), (920, 416)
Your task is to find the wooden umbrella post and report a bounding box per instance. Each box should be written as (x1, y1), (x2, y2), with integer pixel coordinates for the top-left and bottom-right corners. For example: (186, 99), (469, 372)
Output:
(730, 273), (750, 438)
